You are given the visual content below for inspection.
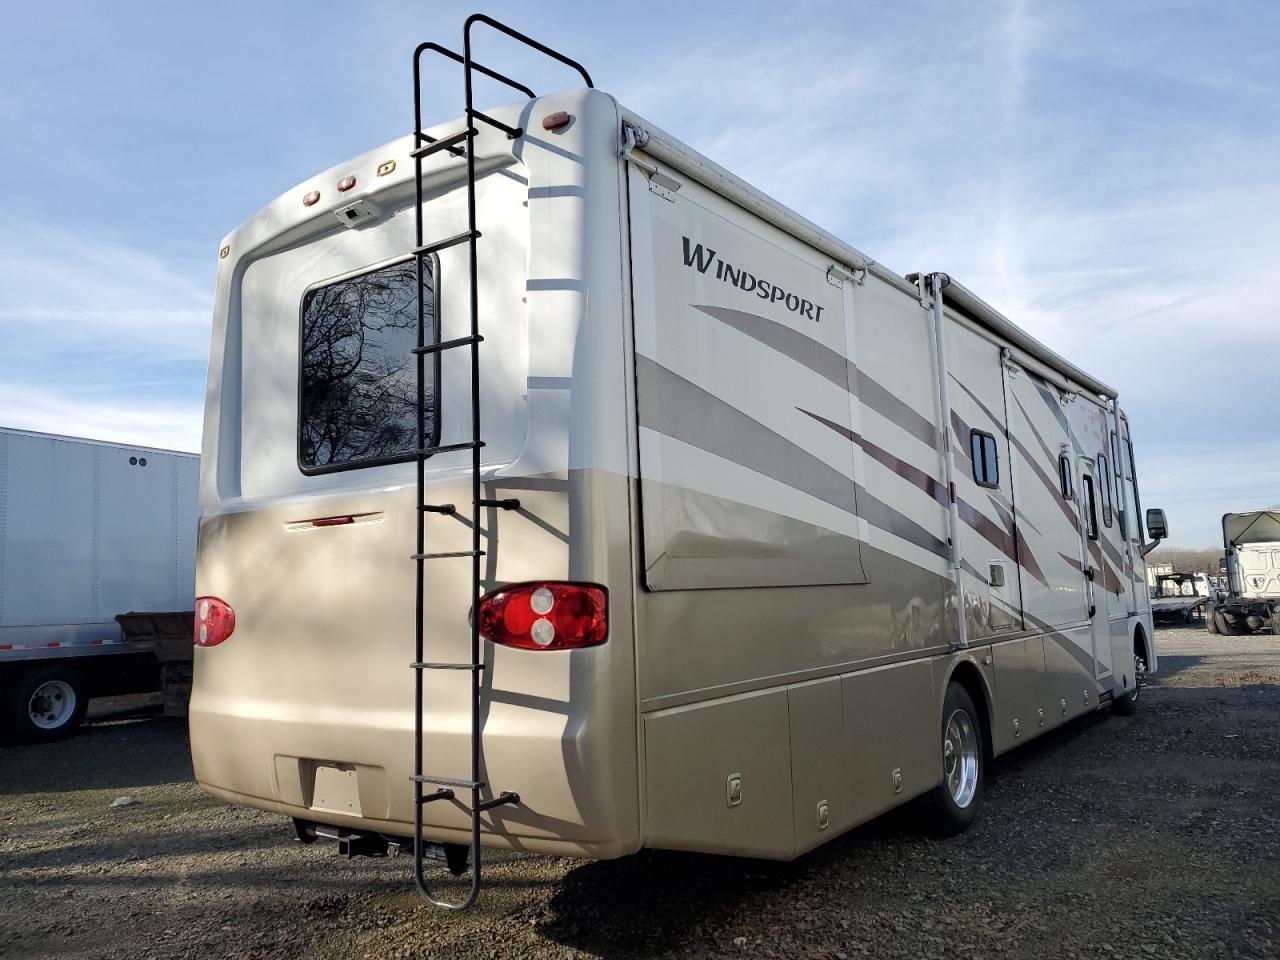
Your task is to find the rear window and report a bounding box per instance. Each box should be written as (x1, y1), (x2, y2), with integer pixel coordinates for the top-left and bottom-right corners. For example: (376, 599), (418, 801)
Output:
(298, 258), (437, 473)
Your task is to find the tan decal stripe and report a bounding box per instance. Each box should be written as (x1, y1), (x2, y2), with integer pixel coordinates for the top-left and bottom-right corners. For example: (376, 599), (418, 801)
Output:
(691, 304), (939, 448)
(637, 356), (952, 563)
(1033, 379), (1082, 454)
(1042, 628), (1098, 674)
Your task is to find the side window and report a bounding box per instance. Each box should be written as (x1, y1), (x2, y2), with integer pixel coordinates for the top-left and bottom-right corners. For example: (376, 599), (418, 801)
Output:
(970, 430), (999, 488)
(1111, 431), (1127, 536)
(1058, 454), (1074, 501)
(1082, 474), (1099, 540)
(1097, 453), (1113, 527)
(1125, 438), (1145, 542)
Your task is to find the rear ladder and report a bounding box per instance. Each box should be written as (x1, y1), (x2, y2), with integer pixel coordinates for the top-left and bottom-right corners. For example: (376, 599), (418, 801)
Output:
(408, 15), (593, 911)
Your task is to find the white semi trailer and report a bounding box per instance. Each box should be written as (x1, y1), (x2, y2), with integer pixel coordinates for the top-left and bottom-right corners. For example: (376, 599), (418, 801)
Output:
(1207, 509), (1280, 635)
(0, 427), (199, 741)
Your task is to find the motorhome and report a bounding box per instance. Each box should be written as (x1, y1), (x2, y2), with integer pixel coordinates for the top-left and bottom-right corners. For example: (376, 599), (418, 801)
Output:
(191, 17), (1165, 908)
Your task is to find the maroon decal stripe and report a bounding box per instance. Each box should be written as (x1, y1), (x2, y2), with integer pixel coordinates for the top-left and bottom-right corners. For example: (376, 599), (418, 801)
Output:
(800, 407), (1043, 580)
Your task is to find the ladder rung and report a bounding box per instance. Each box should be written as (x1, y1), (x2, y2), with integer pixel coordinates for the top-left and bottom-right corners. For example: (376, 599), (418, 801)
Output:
(412, 229), (480, 257)
(410, 128), (475, 159)
(418, 440), (485, 455)
(411, 662), (485, 671)
(413, 334), (483, 356)
(477, 498), (520, 511)
(419, 504), (457, 515)
(412, 775), (485, 790)
(412, 550), (486, 560)
(469, 109), (522, 140)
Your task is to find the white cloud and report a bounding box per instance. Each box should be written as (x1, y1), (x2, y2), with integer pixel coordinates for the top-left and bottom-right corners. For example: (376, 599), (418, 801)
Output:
(0, 227), (209, 453)
(0, 227), (210, 358)
(608, 2), (1279, 547)
(0, 382), (202, 453)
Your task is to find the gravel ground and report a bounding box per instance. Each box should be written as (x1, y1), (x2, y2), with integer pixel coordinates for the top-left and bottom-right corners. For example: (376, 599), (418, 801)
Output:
(3, 624), (1278, 960)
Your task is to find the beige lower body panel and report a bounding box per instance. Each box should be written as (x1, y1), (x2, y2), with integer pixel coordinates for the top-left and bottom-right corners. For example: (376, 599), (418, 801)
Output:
(191, 468), (641, 861)
(641, 653), (948, 860)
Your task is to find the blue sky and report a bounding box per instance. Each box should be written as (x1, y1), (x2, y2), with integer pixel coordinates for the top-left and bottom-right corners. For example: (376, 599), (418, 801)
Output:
(1, 1), (1277, 547)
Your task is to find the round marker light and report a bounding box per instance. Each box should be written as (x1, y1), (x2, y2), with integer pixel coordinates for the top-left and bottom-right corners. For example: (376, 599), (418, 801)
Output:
(530, 587), (555, 615)
(542, 111), (572, 131)
(302, 190), (321, 207)
(531, 618), (556, 646)
(337, 175), (356, 192)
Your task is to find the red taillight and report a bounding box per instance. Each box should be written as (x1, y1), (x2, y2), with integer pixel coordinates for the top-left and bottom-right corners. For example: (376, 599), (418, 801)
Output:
(310, 515), (354, 527)
(477, 582), (607, 651)
(195, 597), (236, 647)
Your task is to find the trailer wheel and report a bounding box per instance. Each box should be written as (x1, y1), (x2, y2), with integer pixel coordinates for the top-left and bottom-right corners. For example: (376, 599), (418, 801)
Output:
(1205, 604), (1220, 634)
(2, 665), (89, 744)
(926, 682), (984, 835)
(1215, 610), (1243, 635)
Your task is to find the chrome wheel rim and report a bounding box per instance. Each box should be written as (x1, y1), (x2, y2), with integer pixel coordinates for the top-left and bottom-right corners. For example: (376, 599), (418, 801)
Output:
(1132, 655), (1147, 700)
(29, 680), (76, 730)
(943, 708), (980, 808)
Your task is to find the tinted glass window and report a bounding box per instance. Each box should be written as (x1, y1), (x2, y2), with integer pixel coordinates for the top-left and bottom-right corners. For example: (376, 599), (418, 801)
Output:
(1097, 453), (1113, 527)
(299, 259), (436, 472)
(1125, 438), (1145, 542)
(1111, 431), (1127, 536)
(1083, 474), (1099, 540)
(970, 430), (999, 488)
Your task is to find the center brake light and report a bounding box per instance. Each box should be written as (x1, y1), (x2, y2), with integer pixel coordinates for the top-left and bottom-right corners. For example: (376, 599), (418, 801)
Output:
(477, 582), (608, 651)
(195, 597), (236, 647)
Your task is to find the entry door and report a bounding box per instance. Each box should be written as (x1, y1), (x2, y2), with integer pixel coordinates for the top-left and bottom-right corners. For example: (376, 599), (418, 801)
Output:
(1077, 459), (1113, 680)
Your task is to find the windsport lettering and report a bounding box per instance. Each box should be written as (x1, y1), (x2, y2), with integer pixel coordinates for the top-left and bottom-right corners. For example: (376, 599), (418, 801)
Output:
(681, 236), (824, 322)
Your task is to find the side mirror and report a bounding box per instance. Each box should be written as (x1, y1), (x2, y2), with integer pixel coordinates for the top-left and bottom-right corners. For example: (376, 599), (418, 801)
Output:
(1146, 507), (1168, 541)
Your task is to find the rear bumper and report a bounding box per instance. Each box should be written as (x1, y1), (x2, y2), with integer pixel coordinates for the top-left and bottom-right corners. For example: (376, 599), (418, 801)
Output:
(189, 694), (641, 861)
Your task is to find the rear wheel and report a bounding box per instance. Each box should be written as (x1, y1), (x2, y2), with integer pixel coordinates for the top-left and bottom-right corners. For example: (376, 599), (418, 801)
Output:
(1205, 604), (1220, 634)
(926, 682), (984, 835)
(1216, 610), (1243, 635)
(2, 665), (89, 743)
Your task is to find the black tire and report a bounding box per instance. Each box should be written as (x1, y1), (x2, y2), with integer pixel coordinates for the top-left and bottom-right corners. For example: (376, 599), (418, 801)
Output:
(1273, 613), (1280, 637)
(1112, 681), (1139, 716)
(1216, 610), (1243, 635)
(926, 682), (985, 836)
(1205, 604), (1220, 634)
(2, 665), (89, 744)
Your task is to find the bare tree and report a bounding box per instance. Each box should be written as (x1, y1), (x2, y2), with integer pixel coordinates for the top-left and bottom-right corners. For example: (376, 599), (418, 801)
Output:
(299, 262), (436, 467)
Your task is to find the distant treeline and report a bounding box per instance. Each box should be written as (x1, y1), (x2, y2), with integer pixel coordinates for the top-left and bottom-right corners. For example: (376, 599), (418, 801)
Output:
(1147, 547), (1223, 576)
